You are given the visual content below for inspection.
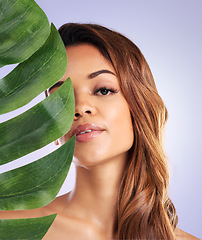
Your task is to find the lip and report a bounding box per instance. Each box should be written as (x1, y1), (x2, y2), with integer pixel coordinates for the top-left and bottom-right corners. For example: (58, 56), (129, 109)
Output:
(71, 123), (105, 142)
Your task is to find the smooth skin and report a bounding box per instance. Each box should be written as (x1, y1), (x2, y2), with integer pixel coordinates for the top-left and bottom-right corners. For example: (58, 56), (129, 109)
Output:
(0, 44), (199, 240)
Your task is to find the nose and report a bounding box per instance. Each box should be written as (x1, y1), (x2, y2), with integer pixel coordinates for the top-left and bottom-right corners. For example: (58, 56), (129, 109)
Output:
(74, 93), (96, 120)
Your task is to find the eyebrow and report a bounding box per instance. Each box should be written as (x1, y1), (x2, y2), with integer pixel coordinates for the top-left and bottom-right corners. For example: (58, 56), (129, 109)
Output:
(88, 69), (115, 79)
(48, 69), (115, 93)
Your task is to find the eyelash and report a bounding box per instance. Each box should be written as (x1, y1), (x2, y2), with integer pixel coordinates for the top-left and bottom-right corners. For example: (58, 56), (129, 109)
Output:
(94, 86), (119, 96)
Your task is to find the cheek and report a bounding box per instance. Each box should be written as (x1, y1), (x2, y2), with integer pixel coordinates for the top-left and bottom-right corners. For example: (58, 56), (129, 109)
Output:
(107, 100), (134, 150)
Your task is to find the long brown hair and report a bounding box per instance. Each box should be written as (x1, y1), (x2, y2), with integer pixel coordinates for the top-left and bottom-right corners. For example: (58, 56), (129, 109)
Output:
(58, 23), (178, 239)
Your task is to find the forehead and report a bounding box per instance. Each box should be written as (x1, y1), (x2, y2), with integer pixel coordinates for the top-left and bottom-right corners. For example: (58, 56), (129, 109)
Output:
(65, 44), (114, 75)
(47, 43), (119, 95)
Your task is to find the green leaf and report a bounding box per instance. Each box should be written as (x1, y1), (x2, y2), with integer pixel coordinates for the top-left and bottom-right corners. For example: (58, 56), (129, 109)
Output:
(0, 136), (75, 210)
(0, 0), (75, 237)
(0, 78), (75, 165)
(0, 23), (67, 114)
(0, 0), (50, 68)
(0, 214), (56, 239)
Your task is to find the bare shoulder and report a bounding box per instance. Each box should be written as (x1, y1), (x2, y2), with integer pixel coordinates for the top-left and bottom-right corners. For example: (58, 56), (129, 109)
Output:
(43, 193), (106, 240)
(0, 193), (70, 219)
(0, 205), (48, 219)
(175, 228), (200, 240)
(43, 213), (104, 240)
(0, 193), (104, 240)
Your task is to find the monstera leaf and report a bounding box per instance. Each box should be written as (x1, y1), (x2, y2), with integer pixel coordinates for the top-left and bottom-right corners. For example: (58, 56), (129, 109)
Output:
(0, 0), (75, 239)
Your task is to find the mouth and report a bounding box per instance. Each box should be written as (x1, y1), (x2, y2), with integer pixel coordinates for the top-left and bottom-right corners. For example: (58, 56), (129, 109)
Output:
(71, 123), (105, 142)
(77, 129), (94, 135)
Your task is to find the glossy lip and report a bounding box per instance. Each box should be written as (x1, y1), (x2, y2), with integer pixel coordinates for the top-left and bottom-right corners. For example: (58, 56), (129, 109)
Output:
(71, 123), (105, 142)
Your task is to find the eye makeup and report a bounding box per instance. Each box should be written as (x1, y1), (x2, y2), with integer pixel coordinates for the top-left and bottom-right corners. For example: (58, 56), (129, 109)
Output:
(94, 86), (119, 96)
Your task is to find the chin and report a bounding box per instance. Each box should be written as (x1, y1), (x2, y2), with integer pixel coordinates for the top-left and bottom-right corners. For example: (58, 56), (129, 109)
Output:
(73, 151), (128, 169)
(73, 155), (105, 167)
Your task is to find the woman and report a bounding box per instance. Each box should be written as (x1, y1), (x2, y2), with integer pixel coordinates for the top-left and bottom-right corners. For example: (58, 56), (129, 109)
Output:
(0, 23), (198, 240)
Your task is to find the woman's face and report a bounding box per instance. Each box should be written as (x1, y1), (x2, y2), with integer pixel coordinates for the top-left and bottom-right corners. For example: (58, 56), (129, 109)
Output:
(49, 44), (134, 167)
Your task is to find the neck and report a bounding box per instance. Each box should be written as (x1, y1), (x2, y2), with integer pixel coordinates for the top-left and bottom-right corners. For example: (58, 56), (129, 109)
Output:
(67, 156), (126, 238)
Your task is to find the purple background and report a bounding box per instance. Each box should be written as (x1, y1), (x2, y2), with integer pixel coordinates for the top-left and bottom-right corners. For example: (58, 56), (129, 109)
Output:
(0, 0), (201, 238)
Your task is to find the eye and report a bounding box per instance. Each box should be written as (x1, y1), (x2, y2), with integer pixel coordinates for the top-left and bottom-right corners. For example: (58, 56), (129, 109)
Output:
(94, 87), (118, 96)
(48, 81), (64, 95)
